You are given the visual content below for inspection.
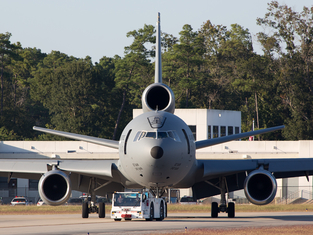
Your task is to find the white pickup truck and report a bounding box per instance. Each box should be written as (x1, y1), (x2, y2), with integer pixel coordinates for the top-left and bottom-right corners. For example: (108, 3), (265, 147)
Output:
(111, 192), (166, 221)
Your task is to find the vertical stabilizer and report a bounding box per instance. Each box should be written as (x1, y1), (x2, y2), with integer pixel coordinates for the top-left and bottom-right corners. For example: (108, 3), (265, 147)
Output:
(141, 13), (175, 114)
(155, 12), (162, 84)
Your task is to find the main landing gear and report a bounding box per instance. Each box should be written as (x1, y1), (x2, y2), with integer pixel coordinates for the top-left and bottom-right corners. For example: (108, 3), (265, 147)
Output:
(82, 200), (105, 218)
(82, 178), (106, 219)
(207, 177), (235, 218)
(211, 201), (235, 218)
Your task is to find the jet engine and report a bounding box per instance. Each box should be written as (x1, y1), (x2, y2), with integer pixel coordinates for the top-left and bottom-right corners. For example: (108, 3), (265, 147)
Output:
(142, 83), (175, 114)
(243, 168), (277, 205)
(38, 170), (71, 206)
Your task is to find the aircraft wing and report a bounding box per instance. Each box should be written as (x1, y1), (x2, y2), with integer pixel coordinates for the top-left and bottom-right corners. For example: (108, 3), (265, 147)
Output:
(0, 159), (119, 180)
(0, 158), (126, 197)
(192, 157), (313, 199)
(198, 158), (313, 179)
(33, 126), (119, 149)
(195, 125), (285, 149)
(0, 159), (49, 179)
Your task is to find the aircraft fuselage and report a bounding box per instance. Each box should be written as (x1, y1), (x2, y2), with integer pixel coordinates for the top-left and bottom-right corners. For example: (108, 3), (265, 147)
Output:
(118, 111), (196, 188)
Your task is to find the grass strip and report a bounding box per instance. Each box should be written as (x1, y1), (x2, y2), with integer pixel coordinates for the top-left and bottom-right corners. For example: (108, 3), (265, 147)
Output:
(1, 204), (313, 215)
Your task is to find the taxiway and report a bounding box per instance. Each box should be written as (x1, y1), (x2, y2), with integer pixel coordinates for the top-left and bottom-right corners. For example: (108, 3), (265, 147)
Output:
(1, 212), (313, 235)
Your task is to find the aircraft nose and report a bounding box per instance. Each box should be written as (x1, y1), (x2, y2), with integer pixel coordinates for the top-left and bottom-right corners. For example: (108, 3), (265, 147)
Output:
(150, 146), (163, 159)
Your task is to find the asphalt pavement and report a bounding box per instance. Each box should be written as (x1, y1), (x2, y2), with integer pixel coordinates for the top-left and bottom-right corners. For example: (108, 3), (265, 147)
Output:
(1, 212), (313, 235)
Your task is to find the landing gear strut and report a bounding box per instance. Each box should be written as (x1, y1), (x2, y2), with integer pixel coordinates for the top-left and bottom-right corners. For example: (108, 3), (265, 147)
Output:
(82, 177), (106, 219)
(207, 177), (235, 218)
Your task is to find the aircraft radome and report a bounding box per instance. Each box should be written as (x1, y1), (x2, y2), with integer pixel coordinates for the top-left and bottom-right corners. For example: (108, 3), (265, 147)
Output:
(1, 13), (313, 219)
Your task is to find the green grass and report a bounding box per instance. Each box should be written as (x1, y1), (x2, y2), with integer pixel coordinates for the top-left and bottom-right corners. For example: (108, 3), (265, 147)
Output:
(1, 204), (312, 215)
(232, 204), (313, 212)
(167, 204), (313, 213)
(0, 205), (83, 214)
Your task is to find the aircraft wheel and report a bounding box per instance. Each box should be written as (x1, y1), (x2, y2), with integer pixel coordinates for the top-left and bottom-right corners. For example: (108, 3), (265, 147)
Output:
(82, 202), (89, 218)
(98, 202), (105, 218)
(156, 201), (164, 221)
(146, 202), (154, 221)
(228, 202), (235, 218)
(211, 202), (218, 218)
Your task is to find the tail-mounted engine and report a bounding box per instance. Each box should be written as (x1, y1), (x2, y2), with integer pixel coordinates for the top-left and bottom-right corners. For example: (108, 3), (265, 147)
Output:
(38, 170), (71, 206)
(142, 83), (175, 114)
(244, 168), (277, 205)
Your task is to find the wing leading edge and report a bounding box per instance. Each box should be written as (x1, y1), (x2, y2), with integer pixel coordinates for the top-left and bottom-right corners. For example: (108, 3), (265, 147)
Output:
(33, 126), (119, 149)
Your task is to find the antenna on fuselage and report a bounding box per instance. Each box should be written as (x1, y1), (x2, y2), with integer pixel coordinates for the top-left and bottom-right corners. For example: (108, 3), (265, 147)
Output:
(155, 12), (162, 84)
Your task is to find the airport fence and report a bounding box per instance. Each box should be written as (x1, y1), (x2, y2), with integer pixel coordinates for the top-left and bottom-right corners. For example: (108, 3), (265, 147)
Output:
(276, 190), (313, 204)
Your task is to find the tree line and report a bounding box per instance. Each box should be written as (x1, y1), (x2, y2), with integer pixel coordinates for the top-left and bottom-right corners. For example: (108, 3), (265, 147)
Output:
(0, 1), (312, 141)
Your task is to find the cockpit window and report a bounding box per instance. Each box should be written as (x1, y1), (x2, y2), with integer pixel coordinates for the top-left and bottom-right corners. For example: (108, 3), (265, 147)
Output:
(139, 131), (146, 139)
(133, 130), (181, 142)
(168, 131), (174, 139)
(168, 131), (181, 141)
(158, 132), (168, 139)
(146, 132), (156, 138)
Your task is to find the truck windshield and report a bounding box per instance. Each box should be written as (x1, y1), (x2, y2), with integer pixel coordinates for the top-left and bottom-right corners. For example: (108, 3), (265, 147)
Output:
(113, 193), (141, 207)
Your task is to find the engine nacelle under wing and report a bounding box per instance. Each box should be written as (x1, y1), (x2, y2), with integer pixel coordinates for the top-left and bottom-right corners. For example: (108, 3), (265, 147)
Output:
(38, 170), (71, 206)
(244, 168), (277, 205)
(142, 83), (175, 114)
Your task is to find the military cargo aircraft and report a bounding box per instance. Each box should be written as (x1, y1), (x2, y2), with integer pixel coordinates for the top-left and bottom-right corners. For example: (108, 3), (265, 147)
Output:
(1, 13), (312, 219)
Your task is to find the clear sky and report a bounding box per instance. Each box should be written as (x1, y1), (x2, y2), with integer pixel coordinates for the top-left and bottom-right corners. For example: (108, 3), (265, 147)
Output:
(1, 0), (311, 63)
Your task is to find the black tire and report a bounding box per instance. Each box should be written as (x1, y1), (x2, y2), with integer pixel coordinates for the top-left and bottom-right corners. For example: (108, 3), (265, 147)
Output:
(156, 201), (164, 221)
(98, 202), (105, 218)
(211, 202), (218, 218)
(228, 202), (235, 218)
(114, 218), (121, 221)
(146, 202), (154, 221)
(164, 201), (167, 218)
(82, 201), (89, 218)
